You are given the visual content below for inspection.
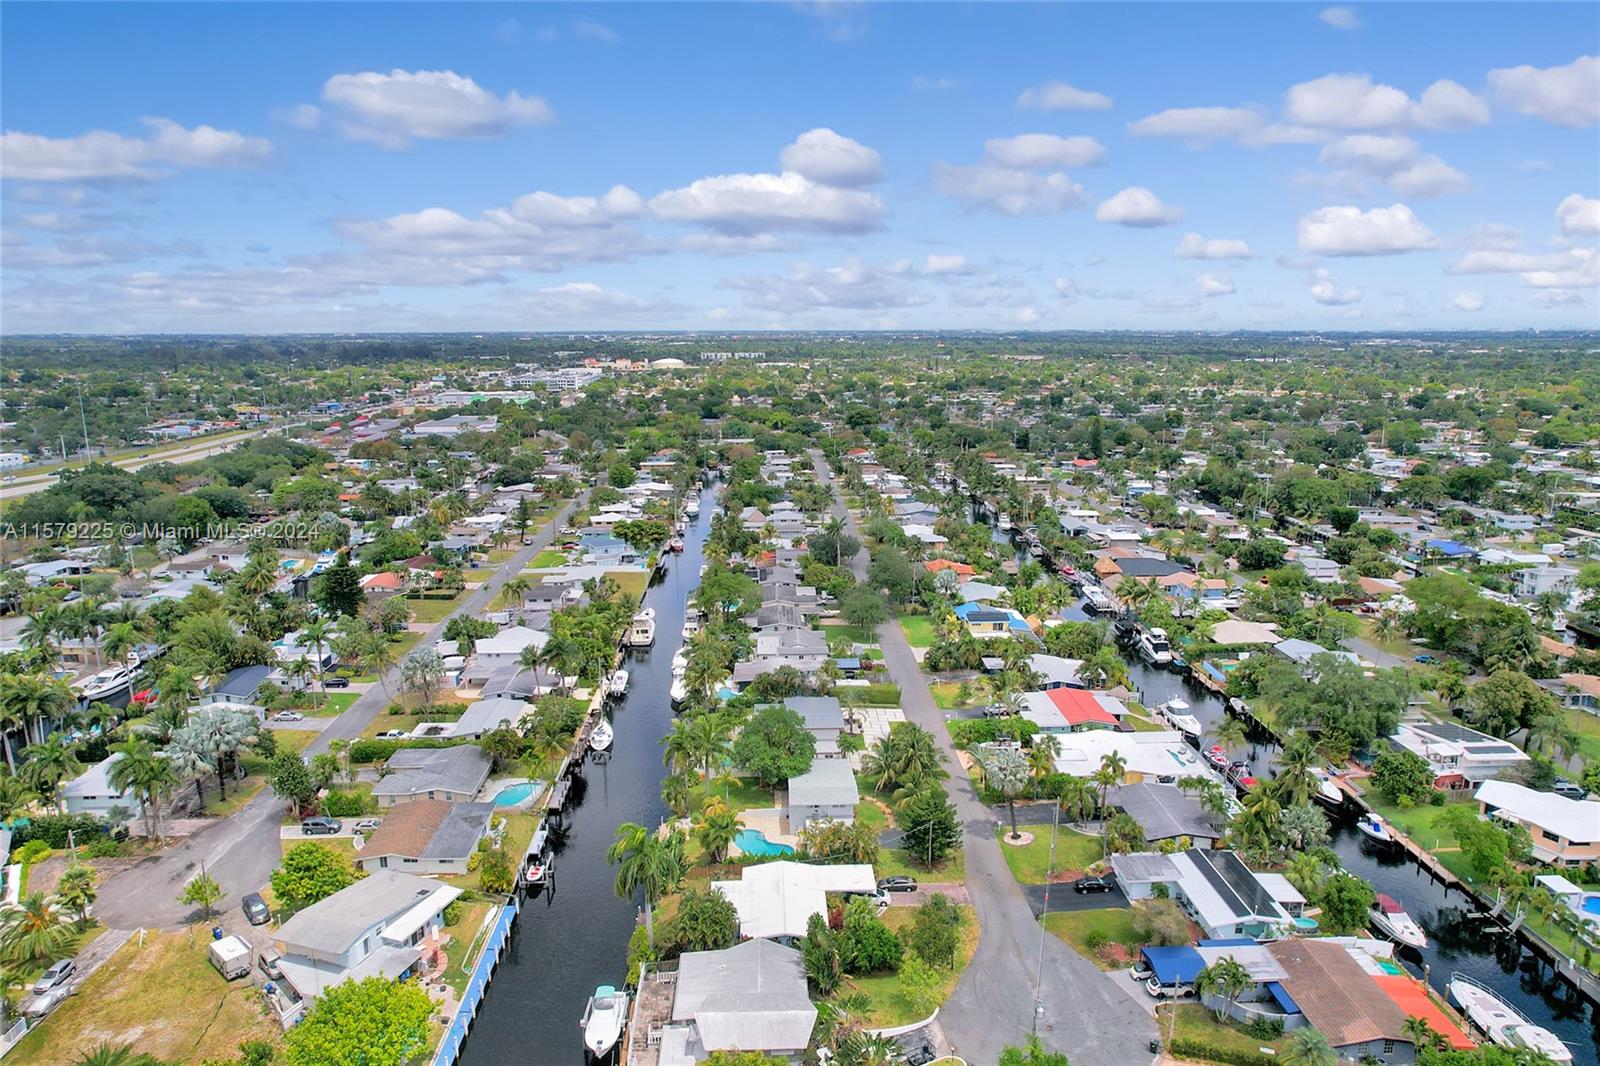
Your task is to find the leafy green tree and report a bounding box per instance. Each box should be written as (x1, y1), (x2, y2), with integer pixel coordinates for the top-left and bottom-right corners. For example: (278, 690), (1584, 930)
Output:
(180, 871), (223, 919)
(1317, 872), (1375, 935)
(997, 1036), (1071, 1066)
(731, 705), (815, 788)
(898, 786), (961, 868)
(271, 842), (358, 911)
(893, 950), (942, 1018)
(267, 751), (317, 813)
(312, 553), (363, 618)
(1371, 748), (1435, 804)
(905, 893), (962, 968)
(284, 977), (433, 1066)
(667, 888), (739, 954)
(840, 895), (902, 974)
(840, 587), (889, 631)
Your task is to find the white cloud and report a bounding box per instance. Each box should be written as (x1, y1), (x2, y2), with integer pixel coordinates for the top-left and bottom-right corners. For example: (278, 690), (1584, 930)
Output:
(572, 19), (619, 43)
(721, 258), (932, 312)
(778, 128), (883, 187)
(649, 171), (883, 234)
(1284, 73), (1488, 130)
(912, 76), (959, 92)
(316, 69), (554, 147)
(1095, 186), (1185, 227)
(1053, 277), (1080, 302)
(0, 118), (271, 181)
(1016, 80), (1113, 111)
(1488, 54), (1599, 128)
(1125, 106), (1323, 147)
(1465, 223), (1523, 251)
(935, 163), (1086, 215)
(1173, 233), (1256, 260)
(922, 254), (972, 275)
(1196, 273), (1235, 296)
(1556, 193), (1600, 236)
(1297, 203), (1437, 255)
(1315, 135), (1469, 198)
(1319, 7), (1361, 30)
(1448, 247), (1598, 289)
(982, 133), (1106, 169)
(1309, 267), (1361, 304)
(488, 282), (667, 324)
(1450, 290), (1485, 312)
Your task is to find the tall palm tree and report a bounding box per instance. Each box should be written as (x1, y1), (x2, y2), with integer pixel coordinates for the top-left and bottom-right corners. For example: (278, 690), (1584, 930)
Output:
(108, 736), (177, 839)
(300, 617), (333, 706)
(0, 672), (75, 756)
(1028, 734), (1060, 790)
(20, 735), (82, 814)
(0, 894), (72, 965)
(1194, 955), (1252, 1022)
(692, 799), (743, 864)
(1092, 751), (1127, 856)
(1057, 775), (1097, 826)
(1273, 731), (1320, 807)
(606, 822), (686, 946)
(1281, 1027), (1336, 1066)
(1212, 715), (1249, 758)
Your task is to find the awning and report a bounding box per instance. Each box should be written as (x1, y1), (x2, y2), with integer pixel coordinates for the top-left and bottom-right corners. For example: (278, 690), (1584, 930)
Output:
(1266, 981), (1301, 1015)
(381, 884), (462, 946)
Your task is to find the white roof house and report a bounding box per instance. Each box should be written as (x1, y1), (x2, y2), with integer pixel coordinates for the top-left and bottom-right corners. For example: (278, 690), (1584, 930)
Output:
(786, 757), (859, 828)
(710, 861), (875, 940)
(473, 625), (549, 669)
(1476, 779), (1600, 867)
(1027, 653), (1085, 689)
(1390, 721), (1528, 786)
(62, 754), (135, 817)
(660, 939), (816, 1065)
(1050, 729), (1210, 782)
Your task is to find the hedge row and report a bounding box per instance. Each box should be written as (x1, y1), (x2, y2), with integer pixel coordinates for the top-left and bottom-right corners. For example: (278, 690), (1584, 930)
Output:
(349, 737), (469, 764)
(10, 813), (110, 848)
(1166, 1037), (1277, 1066)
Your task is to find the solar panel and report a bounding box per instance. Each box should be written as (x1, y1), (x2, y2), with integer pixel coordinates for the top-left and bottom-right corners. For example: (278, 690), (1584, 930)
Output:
(1191, 850), (1279, 919)
(1416, 721), (1491, 743)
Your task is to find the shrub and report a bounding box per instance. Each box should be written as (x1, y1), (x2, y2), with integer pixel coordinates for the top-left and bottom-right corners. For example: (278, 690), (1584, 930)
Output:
(348, 737), (462, 764)
(322, 790), (367, 817)
(858, 683), (901, 707)
(1167, 1038), (1276, 1066)
(1244, 1016), (1284, 1040)
(84, 837), (122, 859)
(10, 813), (107, 849)
(10, 840), (52, 865)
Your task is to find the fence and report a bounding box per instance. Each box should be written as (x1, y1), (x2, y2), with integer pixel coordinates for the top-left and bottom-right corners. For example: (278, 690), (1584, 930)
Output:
(431, 895), (520, 1066)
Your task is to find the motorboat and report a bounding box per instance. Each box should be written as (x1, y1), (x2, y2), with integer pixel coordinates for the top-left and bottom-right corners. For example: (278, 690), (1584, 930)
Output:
(626, 616), (656, 647)
(523, 852), (550, 886)
(74, 664), (133, 703)
(590, 718), (614, 753)
(1082, 585), (1114, 613)
(669, 676), (689, 705)
(1355, 812), (1394, 845)
(1369, 893), (1428, 950)
(1311, 769), (1344, 808)
(681, 617), (701, 640)
(580, 984), (628, 1058)
(1137, 627), (1174, 666)
(998, 514), (1013, 532)
(1157, 698), (1202, 741)
(1449, 974), (1572, 1063)
(668, 537), (685, 553)
(634, 606), (656, 622)
(608, 670), (629, 697)
(1204, 745), (1230, 771)
(671, 649), (688, 675)
(684, 494), (701, 517)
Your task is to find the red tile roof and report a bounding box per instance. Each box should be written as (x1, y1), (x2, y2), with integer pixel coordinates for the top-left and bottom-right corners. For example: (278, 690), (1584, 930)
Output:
(1371, 974), (1475, 1050)
(1047, 688), (1119, 728)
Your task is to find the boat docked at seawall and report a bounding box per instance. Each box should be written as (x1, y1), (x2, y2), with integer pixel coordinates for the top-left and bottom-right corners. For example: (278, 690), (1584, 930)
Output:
(1449, 974), (1573, 1063)
(1311, 769), (1344, 808)
(683, 493), (700, 518)
(1355, 811), (1394, 845)
(1156, 698), (1202, 741)
(668, 537), (685, 554)
(74, 663), (133, 703)
(669, 676), (689, 706)
(608, 670), (630, 697)
(1369, 892), (1428, 950)
(1082, 585), (1114, 613)
(580, 984), (627, 1058)
(998, 514), (1013, 532)
(626, 611), (656, 647)
(1137, 627), (1174, 666)
(590, 718), (613, 753)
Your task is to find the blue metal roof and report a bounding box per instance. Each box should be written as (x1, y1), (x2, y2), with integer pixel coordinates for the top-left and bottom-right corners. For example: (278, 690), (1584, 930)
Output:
(1266, 981), (1301, 1015)
(1426, 538), (1475, 557)
(1198, 938), (1256, 948)
(1140, 946), (1205, 985)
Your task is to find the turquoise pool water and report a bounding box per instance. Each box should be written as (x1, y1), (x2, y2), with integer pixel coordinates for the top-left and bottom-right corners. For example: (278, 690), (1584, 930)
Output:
(734, 829), (794, 857)
(1582, 895), (1600, 916)
(492, 781), (542, 807)
(1293, 916), (1320, 932)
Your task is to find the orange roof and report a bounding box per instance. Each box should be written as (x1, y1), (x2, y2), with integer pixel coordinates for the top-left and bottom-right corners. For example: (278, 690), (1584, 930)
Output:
(925, 559), (975, 577)
(1370, 974), (1475, 1050)
(1093, 557), (1121, 577)
(1541, 635), (1576, 659)
(360, 571), (406, 590)
(1046, 689), (1119, 728)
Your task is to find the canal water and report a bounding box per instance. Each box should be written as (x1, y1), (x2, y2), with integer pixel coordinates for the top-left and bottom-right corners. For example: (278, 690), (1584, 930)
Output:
(459, 485), (717, 1066)
(978, 505), (1600, 1060)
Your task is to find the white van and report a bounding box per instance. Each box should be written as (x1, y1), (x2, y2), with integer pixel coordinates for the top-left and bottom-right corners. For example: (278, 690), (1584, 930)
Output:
(208, 935), (252, 981)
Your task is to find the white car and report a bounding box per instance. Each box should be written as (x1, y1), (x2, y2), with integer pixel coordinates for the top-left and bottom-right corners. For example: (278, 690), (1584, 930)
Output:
(376, 729), (409, 740)
(271, 711), (305, 723)
(353, 818), (382, 832)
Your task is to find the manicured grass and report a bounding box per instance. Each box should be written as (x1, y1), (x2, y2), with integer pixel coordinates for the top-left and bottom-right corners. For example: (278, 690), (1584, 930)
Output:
(445, 812), (540, 892)
(1566, 707), (1600, 766)
(300, 690), (359, 717)
(995, 824), (1103, 883)
(898, 614), (937, 648)
(841, 904), (980, 1026)
(607, 569), (649, 602)
(1157, 1003), (1289, 1063)
(689, 777), (774, 815)
(274, 730), (315, 756)
(874, 845), (965, 883)
(7, 929), (282, 1066)
(200, 777), (265, 817)
(821, 622), (879, 645)
(282, 836), (359, 861)
(928, 681), (983, 710)
(1367, 796), (1476, 852)
(407, 592), (465, 623)
(528, 548), (568, 569)
(1042, 908), (1142, 970)
(440, 900), (495, 995)
(1124, 712), (1166, 732)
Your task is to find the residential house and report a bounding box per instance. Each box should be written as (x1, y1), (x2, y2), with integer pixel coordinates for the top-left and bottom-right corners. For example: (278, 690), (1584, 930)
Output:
(786, 757), (858, 829)
(783, 696), (846, 758)
(1018, 688), (1124, 733)
(1388, 721), (1529, 789)
(1111, 849), (1292, 939)
(473, 625), (549, 672)
(209, 665), (271, 707)
(1049, 729), (1209, 782)
(709, 861), (875, 941)
(1105, 783), (1222, 848)
(1475, 779), (1600, 867)
(1026, 653), (1085, 689)
(655, 939), (817, 1065)
(61, 753), (135, 817)
(371, 747), (492, 808)
(355, 800), (494, 875)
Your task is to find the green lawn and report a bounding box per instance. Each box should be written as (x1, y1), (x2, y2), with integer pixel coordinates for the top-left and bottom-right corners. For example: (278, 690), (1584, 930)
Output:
(874, 845), (965, 883)
(690, 776), (774, 815)
(996, 824), (1103, 882)
(1367, 796), (1477, 851)
(440, 901), (495, 995)
(608, 569), (649, 602)
(928, 681), (984, 710)
(528, 548), (568, 568)
(898, 614), (937, 648)
(1124, 712), (1166, 732)
(1567, 707), (1600, 765)
(1158, 1003), (1289, 1063)
(407, 592), (465, 623)
(840, 904), (980, 1026)
(820, 622), (879, 645)
(301, 690), (359, 717)
(1042, 908), (1142, 970)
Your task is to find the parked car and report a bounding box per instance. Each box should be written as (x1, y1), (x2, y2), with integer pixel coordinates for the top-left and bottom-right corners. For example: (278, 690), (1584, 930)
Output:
(1414, 654), (1440, 665)
(353, 818), (382, 832)
(1145, 976), (1196, 999)
(1074, 876), (1112, 894)
(1129, 961), (1154, 982)
(376, 729), (409, 740)
(1551, 778), (1587, 800)
(25, 987), (70, 1017)
(271, 711), (304, 723)
(300, 817), (342, 836)
(241, 892), (271, 926)
(877, 876), (918, 893)
(257, 946), (284, 981)
(32, 959), (74, 994)
(323, 676), (350, 689)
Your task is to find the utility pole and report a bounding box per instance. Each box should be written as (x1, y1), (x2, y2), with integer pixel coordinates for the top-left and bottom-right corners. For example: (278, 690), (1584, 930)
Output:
(1031, 799), (1061, 1036)
(78, 383), (92, 460)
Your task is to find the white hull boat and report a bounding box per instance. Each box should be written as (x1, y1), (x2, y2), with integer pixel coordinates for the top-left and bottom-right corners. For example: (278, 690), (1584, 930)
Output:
(669, 676), (689, 705)
(1312, 770), (1344, 807)
(1356, 812), (1394, 845)
(590, 719), (614, 753)
(998, 515), (1012, 532)
(1157, 698), (1202, 740)
(580, 984), (627, 1058)
(74, 664), (133, 703)
(1082, 586), (1114, 613)
(1449, 974), (1572, 1062)
(681, 618), (700, 640)
(1369, 893), (1428, 949)
(684, 495), (700, 517)
(608, 670), (629, 697)
(1138, 627), (1174, 666)
(626, 619), (656, 647)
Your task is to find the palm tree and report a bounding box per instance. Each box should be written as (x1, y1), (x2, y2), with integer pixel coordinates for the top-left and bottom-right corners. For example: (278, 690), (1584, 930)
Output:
(20, 735), (82, 814)
(692, 799), (743, 863)
(1212, 715), (1248, 758)
(498, 576), (532, 609)
(861, 722), (945, 799)
(0, 776), (37, 823)
(56, 863), (97, 931)
(100, 621), (140, 670)
(1080, 646), (1128, 689)
(660, 772), (694, 819)
(1057, 775), (1097, 826)
(1194, 955), (1252, 1022)
(108, 736), (177, 839)
(0, 673), (75, 758)
(359, 631), (402, 698)
(1028, 734), (1060, 791)
(300, 617), (333, 706)
(1402, 1015), (1441, 1053)
(981, 745), (1032, 840)
(606, 822), (686, 946)
(70, 1044), (165, 1066)
(1281, 1026), (1336, 1066)
(1091, 751), (1127, 857)
(1273, 731), (1319, 807)
(0, 894), (72, 964)
(663, 714), (727, 781)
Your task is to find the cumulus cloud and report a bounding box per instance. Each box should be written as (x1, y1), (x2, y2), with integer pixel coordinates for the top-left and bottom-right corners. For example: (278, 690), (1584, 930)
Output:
(1095, 186), (1185, 227)
(982, 133), (1106, 169)
(935, 163), (1086, 216)
(312, 69), (554, 147)
(1196, 273), (1235, 296)
(1284, 73), (1488, 130)
(1016, 80), (1113, 111)
(1488, 54), (1598, 128)
(1309, 268), (1361, 304)
(1556, 193), (1600, 236)
(649, 171), (883, 234)
(1125, 106), (1322, 147)
(1319, 7), (1361, 30)
(721, 258), (932, 312)
(1450, 247), (1598, 289)
(1450, 290), (1485, 312)
(0, 118), (271, 181)
(1316, 135), (1469, 197)
(1297, 203), (1437, 255)
(779, 128), (883, 187)
(1173, 233), (1256, 260)
(921, 253), (972, 275)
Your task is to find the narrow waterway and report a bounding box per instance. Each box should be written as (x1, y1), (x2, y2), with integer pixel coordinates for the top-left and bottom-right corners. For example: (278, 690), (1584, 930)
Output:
(975, 502), (1599, 1060)
(459, 485), (716, 1066)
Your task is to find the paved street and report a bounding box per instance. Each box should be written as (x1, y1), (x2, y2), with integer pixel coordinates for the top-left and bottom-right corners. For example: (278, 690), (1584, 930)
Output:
(812, 451), (1157, 1066)
(91, 495), (583, 930)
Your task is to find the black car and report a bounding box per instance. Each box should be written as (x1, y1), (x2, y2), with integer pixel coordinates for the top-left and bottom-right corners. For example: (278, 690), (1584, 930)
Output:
(1074, 876), (1113, 894)
(300, 817), (343, 836)
(877, 875), (918, 893)
(323, 676), (350, 689)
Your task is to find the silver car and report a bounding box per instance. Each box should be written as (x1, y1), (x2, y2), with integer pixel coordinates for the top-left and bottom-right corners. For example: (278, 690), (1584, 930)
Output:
(32, 958), (74, 995)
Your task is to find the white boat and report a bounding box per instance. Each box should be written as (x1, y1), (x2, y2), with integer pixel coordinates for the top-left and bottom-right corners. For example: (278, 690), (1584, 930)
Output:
(1311, 769), (1344, 808)
(590, 719), (613, 753)
(998, 514), (1013, 532)
(671, 649), (688, 675)
(669, 676), (689, 705)
(1355, 812), (1394, 845)
(633, 606), (656, 623)
(1082, 586), (1114, 613)
(1369, 893), (1428, 949)
(668, 537), (685, 553)
(681, 618), (701, 640)
(74, 664), (133, 703)
(608, 670), (629, 697)
(684, 494), (701, 517)
(1449, 973), (1572, 1063)
(1137, 627), (1174, 666)
(1157, 698), (1202, 740)
(580, 984), (628, 1058)
(626, 617), (656, 647)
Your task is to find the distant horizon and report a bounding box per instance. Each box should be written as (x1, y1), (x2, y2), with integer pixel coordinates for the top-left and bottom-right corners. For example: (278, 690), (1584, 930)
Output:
(4, 326), (1599, 340)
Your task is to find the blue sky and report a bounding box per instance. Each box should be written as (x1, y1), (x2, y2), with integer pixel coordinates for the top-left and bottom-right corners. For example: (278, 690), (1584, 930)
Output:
(2, 2), (1596, 332)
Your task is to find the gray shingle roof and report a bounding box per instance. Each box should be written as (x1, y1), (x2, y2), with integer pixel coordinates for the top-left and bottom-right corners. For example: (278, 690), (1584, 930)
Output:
(787, 757), (858, 808)
(672, 939), (816, 1053)
(372, 746), (491, 799)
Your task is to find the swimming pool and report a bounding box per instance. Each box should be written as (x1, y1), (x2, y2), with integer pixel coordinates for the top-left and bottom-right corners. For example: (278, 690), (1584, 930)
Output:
(1581, 894), (1600, 917)
(733, 829), (795, 857)
(491, 781), (543, 807)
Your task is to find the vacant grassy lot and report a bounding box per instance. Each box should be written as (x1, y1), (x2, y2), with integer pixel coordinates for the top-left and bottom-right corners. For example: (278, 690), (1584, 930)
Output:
(528, 548), (568, 569)
(928, 681), (984, 710)
(898, 615), (937, 648)
(298, 690), (359, 718)
(406, 592), (465, 623)
(820, 622), (880, 645)
(607, 569), (649, 602)
(1156, 1003), (1289, 1063)
(9, 930), (282, 1066)
(996, 824), (1103, 882)
(842, 904), (980, 1026)
(1042, 908), (1142, 970)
